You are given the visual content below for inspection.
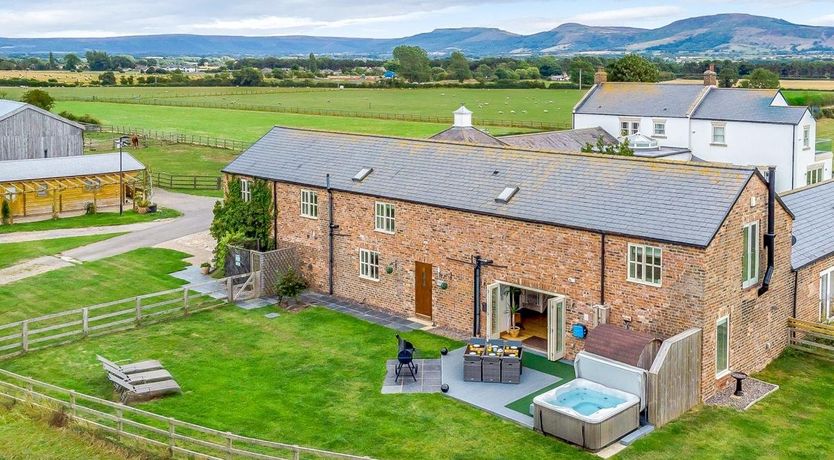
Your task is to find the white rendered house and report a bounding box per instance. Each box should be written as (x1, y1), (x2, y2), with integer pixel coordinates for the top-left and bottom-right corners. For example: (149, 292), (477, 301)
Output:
(573, 68), (830, 192)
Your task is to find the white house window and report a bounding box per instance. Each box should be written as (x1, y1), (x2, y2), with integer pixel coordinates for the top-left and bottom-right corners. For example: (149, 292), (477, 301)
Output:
(712, 124), (726, 145)
(742, 222), (760, 288)
(653, 121), (666, 137)
(716, 316), (730, 377)
(240, 179), (251, 202)
(803, 125), (811, 149)
(807, 163), (824, 186)
(627, 243), (662, 286)
(36, 184), (48, 197)
(620, 120), (639, 137)
(820, 269), (834, 321)
(300, 190), (318, 218)
(359, 249), (380, 281)
(374, 202), (396, 234)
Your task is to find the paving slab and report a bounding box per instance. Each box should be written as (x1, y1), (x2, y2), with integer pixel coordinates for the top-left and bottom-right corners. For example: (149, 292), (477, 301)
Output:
(301, 292), (424, 332)
(381, 359), (443, 394)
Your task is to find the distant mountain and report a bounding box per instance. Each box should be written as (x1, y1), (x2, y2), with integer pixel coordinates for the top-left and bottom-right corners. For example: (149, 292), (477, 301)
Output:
(1, 14), (833, 57)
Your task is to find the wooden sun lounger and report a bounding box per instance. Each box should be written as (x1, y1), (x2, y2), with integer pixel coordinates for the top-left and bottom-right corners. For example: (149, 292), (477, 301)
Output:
(97, 354), (163, 375)
(102, 361), (173, 385)
(107, 373), (181, 404)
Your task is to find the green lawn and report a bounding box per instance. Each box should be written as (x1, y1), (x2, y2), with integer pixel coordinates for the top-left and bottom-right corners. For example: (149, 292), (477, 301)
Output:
(0, 306), (591, 460)
(0, 208), (179, 234)
(0, 233), (123, 269)
(0, 248), (190, 323)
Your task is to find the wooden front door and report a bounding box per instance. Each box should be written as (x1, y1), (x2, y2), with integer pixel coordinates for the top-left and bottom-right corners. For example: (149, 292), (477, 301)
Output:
(414, 262), (433, 318)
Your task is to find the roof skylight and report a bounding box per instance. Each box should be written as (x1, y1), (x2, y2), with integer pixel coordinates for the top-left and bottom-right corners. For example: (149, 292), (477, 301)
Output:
(495, 186), (519, 204)
(352, 167), (373, 182)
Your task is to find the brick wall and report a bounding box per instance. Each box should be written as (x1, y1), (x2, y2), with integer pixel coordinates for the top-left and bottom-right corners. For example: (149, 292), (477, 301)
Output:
(795, 255), (834, 322)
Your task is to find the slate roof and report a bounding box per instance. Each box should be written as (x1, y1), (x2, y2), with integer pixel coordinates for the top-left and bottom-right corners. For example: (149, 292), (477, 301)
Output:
(0, 152), (144, 183)
(224, 127), (761, 247)
(574, 83), (708, 118)
(0, 99), (85, 129)
(429, 126), (507, 146)
(691, 89), (808, 125)
(0, 100), (25, 118)
(499, 127), (617, 153)
(781, 180), (834, 269)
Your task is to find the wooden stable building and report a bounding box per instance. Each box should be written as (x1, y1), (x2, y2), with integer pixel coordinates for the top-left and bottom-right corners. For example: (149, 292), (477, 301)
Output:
(0, 100), (85, 161)
(0, 153), (145, 218)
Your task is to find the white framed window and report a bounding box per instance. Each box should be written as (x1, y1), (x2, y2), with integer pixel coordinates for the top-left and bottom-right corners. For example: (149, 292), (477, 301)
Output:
(807, 163), (824, 186)
(300, 189), (318, 219)
(653, 120), (666, 137)
(627, 243), (662, 286)
(818, 267), (834, 322)
(712, 123), (726, 145)
(240, 179), (251, 202)
(374, 202), (396, 234)
(742, 222), (760, 288)
(620, 119), (639, 137)
(716, 315), (730, 377)
(359, 249), (380, 281)
(803, 125), (811, 149)
(36, 184), (48, 197)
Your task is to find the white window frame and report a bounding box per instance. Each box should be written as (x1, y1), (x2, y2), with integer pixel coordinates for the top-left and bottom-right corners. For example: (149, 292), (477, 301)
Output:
(374, 202), (396, 234)
(820, 268), (834, 322)
(711, 123), (726, 145)
(359, 249), (380, 281)
(803, 125), (811, 150)
(716, 315), (730, 378)
(240, 179), (251, 202)
(300, 189), (318, 219)
(627, 243), (662, 286)
(653, 120), (666, 137)
(807, 162), (825, 186)
(619, 118), (639, 137)
(742, 222), (760, 289)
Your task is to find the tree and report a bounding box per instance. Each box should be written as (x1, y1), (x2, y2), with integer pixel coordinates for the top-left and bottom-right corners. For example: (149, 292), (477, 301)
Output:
(20, 89), (55, 111)
(233, 67), (263, 86)
(47, 52), (56, 70)
(430, 66), (448, 81)
(308, 53), (318, 73)
(743, 68), (780, 89)
(85, 50), (111, 71)
(98, 71), (116, 86)
(718, 63), (739, 88)
(608, 54), (659, 82)
(569, 59), (595, 86)
(474, 64), (494, 80)
(447, 51), (472, 82)
(63, 53), (81, 71)
(110, 55), (135, 70)
(392, 45), (431, 82)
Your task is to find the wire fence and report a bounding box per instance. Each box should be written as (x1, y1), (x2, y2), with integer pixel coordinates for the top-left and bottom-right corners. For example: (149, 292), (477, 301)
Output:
(72, 96), (571, 130)
(84, 123), (250, 151)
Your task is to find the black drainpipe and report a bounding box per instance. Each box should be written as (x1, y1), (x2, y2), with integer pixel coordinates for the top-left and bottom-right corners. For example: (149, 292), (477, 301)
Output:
(272, 181), (278, 249)
(327, 174), (337, 295)
(600, 233), (606, 305)
(473, 255), (482, 337)
(792, 270), (799, 318)
(758, 166), (776, 296)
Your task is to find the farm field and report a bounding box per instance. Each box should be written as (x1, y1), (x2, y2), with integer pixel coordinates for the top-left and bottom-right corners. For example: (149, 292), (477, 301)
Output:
(0, 233), (121, 269)
(0, 248), (190, 323)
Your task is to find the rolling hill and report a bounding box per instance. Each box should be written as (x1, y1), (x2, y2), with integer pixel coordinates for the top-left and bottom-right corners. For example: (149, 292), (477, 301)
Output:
(1, 14), (832, 57)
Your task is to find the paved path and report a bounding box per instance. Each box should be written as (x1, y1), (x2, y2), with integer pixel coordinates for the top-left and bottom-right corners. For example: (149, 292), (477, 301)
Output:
(0, 190), (217, 285)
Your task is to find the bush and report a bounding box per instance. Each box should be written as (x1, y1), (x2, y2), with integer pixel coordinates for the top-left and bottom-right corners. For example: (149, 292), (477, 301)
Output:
(84, 202), (96, 215)
(214, 229), (246, 270)
(1, 199), (11, 225)
(275, 268), (307, 305)
(20, 89), (55, 111)
(58, 111), (101, 125)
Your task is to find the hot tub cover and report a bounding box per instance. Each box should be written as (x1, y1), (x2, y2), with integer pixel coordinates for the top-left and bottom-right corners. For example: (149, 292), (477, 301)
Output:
(575, 351), (647, 410)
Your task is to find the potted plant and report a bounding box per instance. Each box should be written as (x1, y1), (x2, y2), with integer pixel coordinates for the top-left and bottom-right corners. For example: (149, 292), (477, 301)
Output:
(200, 262), (211, 275)
(135, 197), (149, 214)
(275, 267), (307, 307)
(508, 287), (521, 338)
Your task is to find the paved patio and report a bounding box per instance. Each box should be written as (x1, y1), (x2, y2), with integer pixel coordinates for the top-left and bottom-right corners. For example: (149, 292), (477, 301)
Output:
(381, 359), (442, 394)
(441, 347), (561, 427)
(301, 292), (426, 332)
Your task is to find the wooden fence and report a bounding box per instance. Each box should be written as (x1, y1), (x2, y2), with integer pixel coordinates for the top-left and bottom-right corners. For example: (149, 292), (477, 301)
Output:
(647, 328), (702, 428)
(85, 123), (250, 151)
(788, 318), (834, 359)
(74, 97), (571, 131)
(0, 274), (257, 360)
(0, 369), (371, 460)
(155, 171), (222, 191)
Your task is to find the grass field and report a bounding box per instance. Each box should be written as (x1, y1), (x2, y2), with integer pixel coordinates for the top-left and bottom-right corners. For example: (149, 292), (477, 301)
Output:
(0, 208), (180, 234)
(0, 248), (189, 323)
(0, 306), (590, 460)
(0, 233), (122, 269)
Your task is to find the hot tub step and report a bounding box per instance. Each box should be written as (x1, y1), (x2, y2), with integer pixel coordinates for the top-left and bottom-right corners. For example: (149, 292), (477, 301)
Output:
(619, 424), (654, 445)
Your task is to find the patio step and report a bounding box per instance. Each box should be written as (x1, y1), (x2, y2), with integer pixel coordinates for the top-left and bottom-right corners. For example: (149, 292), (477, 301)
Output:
(619, 424), (654, 445)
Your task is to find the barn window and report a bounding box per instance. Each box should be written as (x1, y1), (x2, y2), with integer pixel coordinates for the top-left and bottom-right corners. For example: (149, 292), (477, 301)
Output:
(300, 190), (318, 219)
(240, 179), (251, 202)
(374, 202), (396, 234)
(628, 243), (662, 286)
(36, 184), (49, 197)
(742, 222), (760, 288)
(716, 316), (730, 377)
(359, 249), (380, 281)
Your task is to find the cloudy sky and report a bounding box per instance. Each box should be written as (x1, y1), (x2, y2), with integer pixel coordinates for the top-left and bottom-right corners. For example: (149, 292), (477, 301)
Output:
(2, 0), (833, 38)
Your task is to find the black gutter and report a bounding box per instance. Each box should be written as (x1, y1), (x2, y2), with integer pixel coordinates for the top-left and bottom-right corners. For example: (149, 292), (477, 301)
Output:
(272, 181), (278, 249)
(327, 174), (337, 296)
(759, 166), (777, 296)
(792, 270), (799, 319)
(600, 233), (606, 305)
(473, 255), (482, 337)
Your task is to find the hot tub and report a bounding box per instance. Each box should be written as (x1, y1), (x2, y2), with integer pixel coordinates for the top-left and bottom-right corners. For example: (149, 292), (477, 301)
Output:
(533, 379), (639, 450)
(533, 351), (645, 450)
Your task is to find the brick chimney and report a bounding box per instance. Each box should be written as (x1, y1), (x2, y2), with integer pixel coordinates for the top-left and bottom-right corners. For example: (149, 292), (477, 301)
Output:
(594, 67), (607, 85)
(704, 64), (717, 86)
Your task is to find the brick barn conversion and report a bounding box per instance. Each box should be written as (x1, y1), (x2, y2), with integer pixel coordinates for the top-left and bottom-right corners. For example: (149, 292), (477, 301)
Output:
(0, 99), (85, 161)
(222, 126), (807, 400)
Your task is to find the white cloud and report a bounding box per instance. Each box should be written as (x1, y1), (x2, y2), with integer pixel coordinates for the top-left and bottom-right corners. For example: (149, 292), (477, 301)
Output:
(806, 14), (834, 26)
(567, 6), (684, 26)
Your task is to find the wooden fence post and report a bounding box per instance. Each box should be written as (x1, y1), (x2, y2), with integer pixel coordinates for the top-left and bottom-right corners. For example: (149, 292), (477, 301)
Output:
(82, 308), (89, 337)
(227, 277), (234, 303)
(69, 390), (77, 417)
(225, 432), (233, 460)
(116, 408), (123, 439)
(293, 448), (301, 460)
(183, 287), (190, 316)
(168, 417), (176, 455)
(21, 321), (29, 352)
(135, 297), (142, 324)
